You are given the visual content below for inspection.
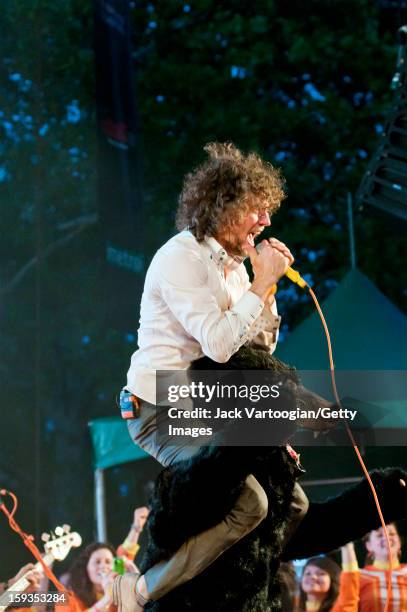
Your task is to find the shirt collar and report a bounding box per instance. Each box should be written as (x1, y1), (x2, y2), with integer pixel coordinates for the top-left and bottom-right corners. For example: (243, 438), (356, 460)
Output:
(205, 236), (245, 271)
(305, 602), (321, 611)
(373, 559), (400, 570)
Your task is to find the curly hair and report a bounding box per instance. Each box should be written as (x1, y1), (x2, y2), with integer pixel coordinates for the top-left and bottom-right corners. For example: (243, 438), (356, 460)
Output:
(68, 541), (116, 608)
(176, 142), (286, 241)
(298, 556), (341, 612)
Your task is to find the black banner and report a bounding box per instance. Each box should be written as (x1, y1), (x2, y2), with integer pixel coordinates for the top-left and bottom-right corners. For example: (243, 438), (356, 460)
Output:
(94, 0), (144, 328)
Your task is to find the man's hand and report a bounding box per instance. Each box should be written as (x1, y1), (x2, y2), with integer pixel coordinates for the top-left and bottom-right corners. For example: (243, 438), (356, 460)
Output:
(26, 568), (42, 593)
(8, 563), (42, 592)
(247, 239), (291, 302)
(267, 238), (294, 266)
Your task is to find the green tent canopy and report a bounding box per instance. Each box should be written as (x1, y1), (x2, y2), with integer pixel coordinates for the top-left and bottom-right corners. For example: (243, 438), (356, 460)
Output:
(89, 417), (148, 540)
(276, 268), (407, 370)
(276, 268), (407, 430)
(89, 416), (148, 470)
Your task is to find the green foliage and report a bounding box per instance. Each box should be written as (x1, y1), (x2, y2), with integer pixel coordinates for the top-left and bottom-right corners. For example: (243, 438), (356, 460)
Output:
(0, 0), (406, 575)
(129, 0), (404, 317)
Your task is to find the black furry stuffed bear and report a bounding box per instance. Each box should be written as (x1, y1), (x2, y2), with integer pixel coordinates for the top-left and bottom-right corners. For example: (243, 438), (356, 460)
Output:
(140, 347), (407, 611)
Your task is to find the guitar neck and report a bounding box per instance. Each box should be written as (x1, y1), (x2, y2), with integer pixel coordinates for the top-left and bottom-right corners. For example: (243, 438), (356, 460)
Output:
(0, 553), (53, 611)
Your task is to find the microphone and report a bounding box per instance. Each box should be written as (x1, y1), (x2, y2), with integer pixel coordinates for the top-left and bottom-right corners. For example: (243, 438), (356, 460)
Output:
(284, 267), (307, 288)
(256, 242), (307, 289)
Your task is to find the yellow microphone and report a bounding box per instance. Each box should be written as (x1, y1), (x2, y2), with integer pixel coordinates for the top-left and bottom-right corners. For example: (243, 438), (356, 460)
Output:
(255, 242), (307, 291)
(285, 267), (307, 288)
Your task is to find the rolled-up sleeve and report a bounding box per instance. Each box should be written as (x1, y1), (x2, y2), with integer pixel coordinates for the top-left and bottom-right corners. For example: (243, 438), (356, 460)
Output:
(245, 303), (281, 353)
(331, 571), (360, 612)
(158, 250), (264, 362)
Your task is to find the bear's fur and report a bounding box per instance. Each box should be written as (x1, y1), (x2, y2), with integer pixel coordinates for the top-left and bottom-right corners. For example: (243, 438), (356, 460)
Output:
(140, 347), (407, 611)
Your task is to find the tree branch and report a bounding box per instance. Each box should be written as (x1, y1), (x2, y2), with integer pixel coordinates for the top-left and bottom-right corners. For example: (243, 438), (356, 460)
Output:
(0, 214), (98, 297)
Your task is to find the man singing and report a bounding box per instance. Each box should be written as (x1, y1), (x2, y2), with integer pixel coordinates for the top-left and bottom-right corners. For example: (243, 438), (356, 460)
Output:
(113, 142), (308, 611)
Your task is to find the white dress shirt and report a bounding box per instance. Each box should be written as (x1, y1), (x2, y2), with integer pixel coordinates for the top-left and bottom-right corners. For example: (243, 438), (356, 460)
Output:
(126, 230), (281, 404)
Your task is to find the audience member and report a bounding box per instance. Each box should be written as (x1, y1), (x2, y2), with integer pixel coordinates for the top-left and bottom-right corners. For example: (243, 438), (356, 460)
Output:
(297, 544), (359, 611)
(56, 507), (149, 612)
(358, 523), (407, 610)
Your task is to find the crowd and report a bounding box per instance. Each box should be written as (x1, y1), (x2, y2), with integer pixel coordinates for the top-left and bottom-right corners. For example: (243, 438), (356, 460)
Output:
(0, 506), (148, 612)
(2, 514), (406, 611)
(294, 523), (407, 611)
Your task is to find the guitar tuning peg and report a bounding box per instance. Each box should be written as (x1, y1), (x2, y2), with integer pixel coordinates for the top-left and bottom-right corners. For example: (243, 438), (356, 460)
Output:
(41, 533), (50, 542)
(62, 524), (71, 533)
(55, 526), (64, 536)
